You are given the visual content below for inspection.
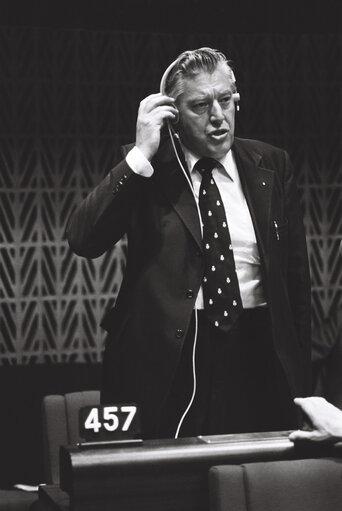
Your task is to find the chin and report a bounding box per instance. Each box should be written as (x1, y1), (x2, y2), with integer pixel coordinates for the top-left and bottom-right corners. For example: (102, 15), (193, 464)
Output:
(208, 145), (232, 160)
(207, 138), (233, 160)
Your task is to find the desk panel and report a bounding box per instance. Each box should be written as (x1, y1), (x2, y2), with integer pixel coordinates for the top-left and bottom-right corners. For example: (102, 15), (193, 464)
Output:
(42, 431), (341, 511)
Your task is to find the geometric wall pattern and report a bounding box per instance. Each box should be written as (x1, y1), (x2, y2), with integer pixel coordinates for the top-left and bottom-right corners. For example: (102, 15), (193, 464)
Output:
(0, 27), (341, 364)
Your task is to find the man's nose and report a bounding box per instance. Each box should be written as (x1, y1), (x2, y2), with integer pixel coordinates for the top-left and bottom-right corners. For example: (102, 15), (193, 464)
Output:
(209, 100), (224, 123)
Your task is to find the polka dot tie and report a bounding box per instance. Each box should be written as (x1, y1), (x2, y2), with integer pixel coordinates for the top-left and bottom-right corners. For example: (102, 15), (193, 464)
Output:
(197, 157), (242, 333)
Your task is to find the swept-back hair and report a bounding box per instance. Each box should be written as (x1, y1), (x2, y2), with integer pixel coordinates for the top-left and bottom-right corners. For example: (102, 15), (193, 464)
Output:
(164, 47), (236, 99)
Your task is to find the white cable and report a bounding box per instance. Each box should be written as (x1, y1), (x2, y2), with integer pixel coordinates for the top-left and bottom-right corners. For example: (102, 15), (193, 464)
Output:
(161, 55), (239, 438)
(169, 127), (204, 439)
(170, 127), (203, 439)
(174, 308), (199, 439)
(161, 58), (203, 439)
(168, 124), (204, 237)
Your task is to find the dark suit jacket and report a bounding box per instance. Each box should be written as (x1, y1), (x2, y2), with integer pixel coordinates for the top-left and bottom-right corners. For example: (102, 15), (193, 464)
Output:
(312, 305), (342, 408)
(66, 136), (312, 436)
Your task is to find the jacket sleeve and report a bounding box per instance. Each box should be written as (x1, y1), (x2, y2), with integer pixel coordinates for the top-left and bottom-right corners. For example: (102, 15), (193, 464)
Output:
(283, 150), (312, 352)
(65, 154), (144, 258)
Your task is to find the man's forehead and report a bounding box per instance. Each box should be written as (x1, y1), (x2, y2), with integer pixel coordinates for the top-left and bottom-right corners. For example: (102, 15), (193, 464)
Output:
(181, 66), (234, 95)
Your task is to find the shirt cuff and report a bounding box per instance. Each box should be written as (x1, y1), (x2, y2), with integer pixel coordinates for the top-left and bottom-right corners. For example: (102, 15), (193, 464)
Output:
(126, 146), (154, 178)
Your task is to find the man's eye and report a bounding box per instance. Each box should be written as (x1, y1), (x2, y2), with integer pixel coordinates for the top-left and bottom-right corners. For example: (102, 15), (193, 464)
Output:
(220, 95), (232, 106)
(193, 102), (208, 113)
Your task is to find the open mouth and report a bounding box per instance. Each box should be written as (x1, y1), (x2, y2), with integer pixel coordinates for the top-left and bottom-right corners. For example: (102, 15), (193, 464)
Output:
(208, 129), (228, 140)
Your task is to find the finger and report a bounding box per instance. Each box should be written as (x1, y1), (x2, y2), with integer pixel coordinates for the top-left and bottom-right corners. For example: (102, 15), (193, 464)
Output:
(140, 105), (178, 125)
(161, 111), (178, 126)
(140, 94), (176, 112)
(293, 397), (326, 419)
(155, 105), (179, 117)
(289, 429), (313, 441)
(289, 427), (335, 443)
(294, 396), (327, 407)
(289, 429), (319, 442)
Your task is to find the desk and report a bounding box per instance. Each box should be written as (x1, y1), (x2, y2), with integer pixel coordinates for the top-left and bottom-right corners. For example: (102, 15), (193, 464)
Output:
(39, 431), (341, 511)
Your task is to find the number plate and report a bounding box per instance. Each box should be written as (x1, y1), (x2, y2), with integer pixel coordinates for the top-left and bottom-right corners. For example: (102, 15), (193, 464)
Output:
(79, 404), (141, 442)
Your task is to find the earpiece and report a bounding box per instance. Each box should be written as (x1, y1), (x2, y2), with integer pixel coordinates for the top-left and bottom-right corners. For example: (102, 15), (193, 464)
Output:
(232, 92), (240, 111)
(230, 70), (240, 111)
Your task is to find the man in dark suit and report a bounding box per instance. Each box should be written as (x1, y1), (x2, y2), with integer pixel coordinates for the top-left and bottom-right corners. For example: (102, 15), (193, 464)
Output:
(66, 48), (311, 439)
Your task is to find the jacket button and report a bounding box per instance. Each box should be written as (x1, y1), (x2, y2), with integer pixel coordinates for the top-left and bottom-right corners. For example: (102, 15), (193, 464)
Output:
(175, 329), (184, 339)
(186, 289), (194, 299)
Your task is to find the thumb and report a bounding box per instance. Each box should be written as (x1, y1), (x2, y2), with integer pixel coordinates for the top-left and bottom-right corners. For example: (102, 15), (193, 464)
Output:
(289, 429), (317, 442)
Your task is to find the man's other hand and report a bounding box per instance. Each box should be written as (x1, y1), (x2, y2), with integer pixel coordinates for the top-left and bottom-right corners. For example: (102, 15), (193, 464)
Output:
(289, 397), (342, 443)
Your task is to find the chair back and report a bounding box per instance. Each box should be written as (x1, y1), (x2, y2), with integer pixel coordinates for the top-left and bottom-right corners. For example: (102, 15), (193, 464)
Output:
(209, 458), (342, 511)
(42, 390), (100, 484)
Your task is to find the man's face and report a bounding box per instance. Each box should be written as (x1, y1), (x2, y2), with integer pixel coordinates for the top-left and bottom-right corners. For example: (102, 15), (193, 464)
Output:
(176, 63), (236, 160)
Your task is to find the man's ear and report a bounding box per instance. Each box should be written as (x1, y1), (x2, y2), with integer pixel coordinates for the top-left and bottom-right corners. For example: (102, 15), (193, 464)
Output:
(171, 107), (179, 125)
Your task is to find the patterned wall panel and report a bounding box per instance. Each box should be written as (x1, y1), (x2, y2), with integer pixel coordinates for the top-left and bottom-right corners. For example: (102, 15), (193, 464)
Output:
(0, 27), (341, 364)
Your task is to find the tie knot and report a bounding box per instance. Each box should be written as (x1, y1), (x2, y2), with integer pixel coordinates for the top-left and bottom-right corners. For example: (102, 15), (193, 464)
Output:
(195, 157), (218, 176)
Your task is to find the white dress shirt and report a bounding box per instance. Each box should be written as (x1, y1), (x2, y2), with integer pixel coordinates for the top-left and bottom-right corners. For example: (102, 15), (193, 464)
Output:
(126, 145), (267, 309)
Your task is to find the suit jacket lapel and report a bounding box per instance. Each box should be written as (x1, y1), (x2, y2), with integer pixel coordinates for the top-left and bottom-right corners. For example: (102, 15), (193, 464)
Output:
(233, 138), (275, 266)
(152, 136), (276, 261)
(152, 136), (203, 252)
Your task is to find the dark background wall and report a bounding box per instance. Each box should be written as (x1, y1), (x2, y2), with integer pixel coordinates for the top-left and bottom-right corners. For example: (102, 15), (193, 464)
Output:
(1, 0), (342, 34)
(0, 0), (341, 486)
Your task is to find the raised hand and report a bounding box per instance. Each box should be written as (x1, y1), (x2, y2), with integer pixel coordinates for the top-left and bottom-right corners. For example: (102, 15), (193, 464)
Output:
(136, 93), (178, 161)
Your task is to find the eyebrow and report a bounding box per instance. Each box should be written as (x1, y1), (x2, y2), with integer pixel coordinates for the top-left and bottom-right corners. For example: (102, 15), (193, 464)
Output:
(189, 89), (233, 100)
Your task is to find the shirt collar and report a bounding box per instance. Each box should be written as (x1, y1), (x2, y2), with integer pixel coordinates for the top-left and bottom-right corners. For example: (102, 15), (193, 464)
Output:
(180, 142), (236, 182)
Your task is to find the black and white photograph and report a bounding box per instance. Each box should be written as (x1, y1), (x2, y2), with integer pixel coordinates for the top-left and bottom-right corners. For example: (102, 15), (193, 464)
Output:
(0, 0), (341, 509)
